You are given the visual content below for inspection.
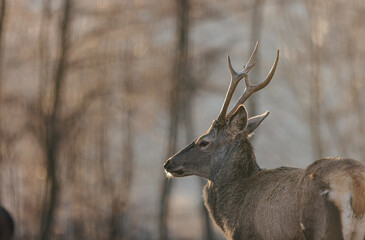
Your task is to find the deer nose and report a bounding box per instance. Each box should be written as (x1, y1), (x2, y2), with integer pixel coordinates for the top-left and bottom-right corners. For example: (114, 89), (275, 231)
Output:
(164, 160), (171, 170)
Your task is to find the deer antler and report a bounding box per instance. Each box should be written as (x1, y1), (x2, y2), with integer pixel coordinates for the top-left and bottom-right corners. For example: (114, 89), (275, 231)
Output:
(227, 49), (279, 118)
(217, 42), (258, 122)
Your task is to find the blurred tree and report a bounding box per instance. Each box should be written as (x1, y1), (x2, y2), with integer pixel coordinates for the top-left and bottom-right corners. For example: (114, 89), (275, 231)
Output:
(0, 0), (363, 239)
(0, 0), (5, 78)
(0, 0), (6, 202)
(306, 0), (324, 159)
(106, 50), (135, 240)
(247, 0), (264, 118)
(38, 0), (51, 107)
(40, 0), (72, 239)
(160, 0), (190, 239)
(119, 51), (134, 239)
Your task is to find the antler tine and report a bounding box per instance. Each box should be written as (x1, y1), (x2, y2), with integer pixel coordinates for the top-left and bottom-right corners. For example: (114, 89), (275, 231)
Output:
(217, 44), (259, 122)
(227, 49), (280, 118)
(244, 41), (259, 69)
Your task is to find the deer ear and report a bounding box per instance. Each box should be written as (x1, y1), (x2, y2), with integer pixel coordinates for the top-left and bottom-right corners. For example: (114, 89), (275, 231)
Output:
(246, 111), (269, 134)
(228, 105), (248, 133)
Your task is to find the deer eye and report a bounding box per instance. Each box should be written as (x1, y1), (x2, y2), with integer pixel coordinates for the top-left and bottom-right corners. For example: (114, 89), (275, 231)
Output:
(199, 140), (210, 148)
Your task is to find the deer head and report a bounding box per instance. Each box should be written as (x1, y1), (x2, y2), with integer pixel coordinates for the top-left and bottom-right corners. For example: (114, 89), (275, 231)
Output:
(164, 43), (279, 180)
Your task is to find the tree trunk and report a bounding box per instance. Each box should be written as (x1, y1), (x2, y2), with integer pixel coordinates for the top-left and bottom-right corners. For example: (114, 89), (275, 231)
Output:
(0, 0), (5, 73)
(38, 0), (51, 105)
(306, 1), (323, 160)
(159, 0), (189, 239)
(40, 0), (71, 239)
(0, 0), (5, 79)
(0, 0), (6, 202)
(182, 98), (215, 240)
(247, 0), (264, 118)
(118, 50), (134, 240)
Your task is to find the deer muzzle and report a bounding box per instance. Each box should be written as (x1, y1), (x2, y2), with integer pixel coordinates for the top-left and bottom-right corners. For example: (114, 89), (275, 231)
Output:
(163, 159), (185, 177)
(163, 141), (197, 177)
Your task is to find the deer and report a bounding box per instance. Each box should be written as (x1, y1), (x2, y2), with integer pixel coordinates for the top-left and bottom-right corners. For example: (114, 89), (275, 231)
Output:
(0, 206), (14, 240)
(163, 42), (365, 240)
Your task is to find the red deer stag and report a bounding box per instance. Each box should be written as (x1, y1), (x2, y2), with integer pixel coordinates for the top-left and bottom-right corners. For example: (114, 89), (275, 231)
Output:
(163, 43), (365, 240)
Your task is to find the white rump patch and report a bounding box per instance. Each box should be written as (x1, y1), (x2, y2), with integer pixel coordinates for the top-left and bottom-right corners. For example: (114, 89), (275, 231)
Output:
(327, 175), (365, 240)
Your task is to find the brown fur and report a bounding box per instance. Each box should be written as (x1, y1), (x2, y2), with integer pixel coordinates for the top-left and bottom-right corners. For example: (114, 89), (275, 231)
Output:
(304, 158), (365, 218)
(351, 170), (365, 217)
(163, 48), (365, 239)
(165, 128), (365, 239)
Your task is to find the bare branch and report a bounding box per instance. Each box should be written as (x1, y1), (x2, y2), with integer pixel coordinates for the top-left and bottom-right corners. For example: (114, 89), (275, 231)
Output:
(62, 87), (109, 132)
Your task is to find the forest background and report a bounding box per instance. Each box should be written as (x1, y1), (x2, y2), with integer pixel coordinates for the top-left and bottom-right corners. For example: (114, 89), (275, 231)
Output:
(0, 0), (364, 239)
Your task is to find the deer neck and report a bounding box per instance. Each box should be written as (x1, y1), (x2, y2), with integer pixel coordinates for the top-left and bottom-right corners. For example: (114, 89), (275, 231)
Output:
(212, 132), (260, 185)
(203, 132), (260, 236)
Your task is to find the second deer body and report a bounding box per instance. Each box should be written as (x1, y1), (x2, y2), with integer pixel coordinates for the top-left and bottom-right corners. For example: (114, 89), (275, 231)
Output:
(164, 43), (365, 240)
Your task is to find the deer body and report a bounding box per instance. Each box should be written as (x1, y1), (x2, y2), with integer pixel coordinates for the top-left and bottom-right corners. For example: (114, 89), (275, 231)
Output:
(203, 134), (304, 239)
(202, 132), (365, 239)
(204, 168), (304, 240)
(163, 43), (365, 240)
